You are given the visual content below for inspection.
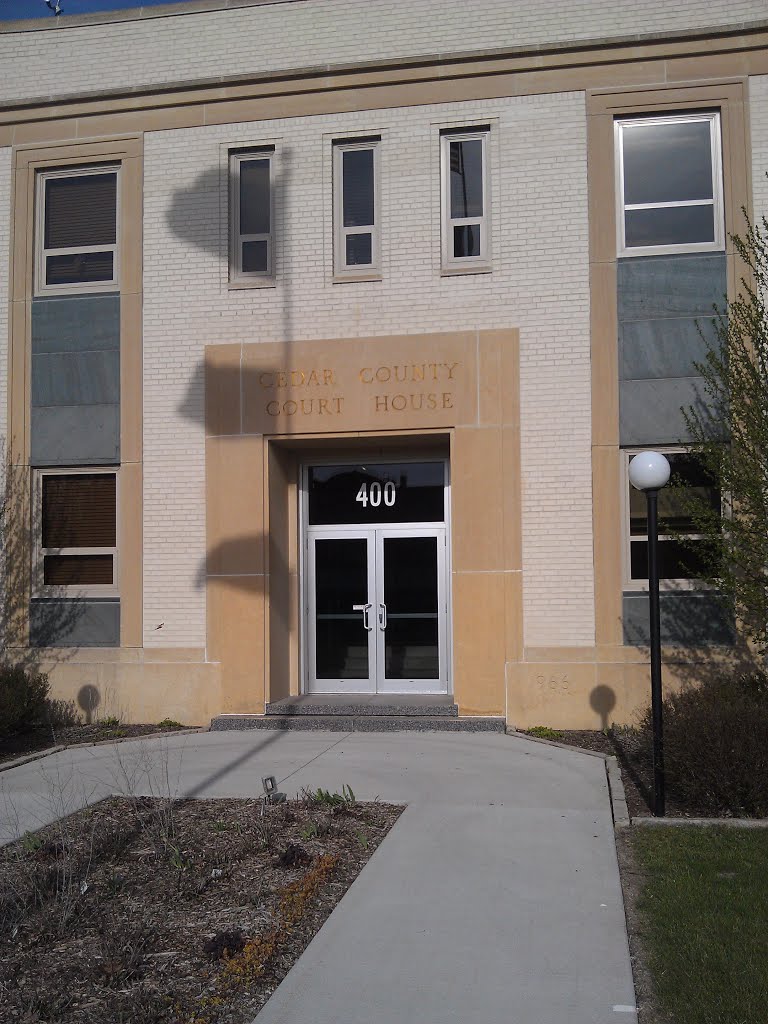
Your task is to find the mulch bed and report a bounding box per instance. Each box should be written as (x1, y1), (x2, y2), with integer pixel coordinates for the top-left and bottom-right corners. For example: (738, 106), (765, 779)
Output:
(0, 793), (402, 1023)
(0, 723), (194, 766)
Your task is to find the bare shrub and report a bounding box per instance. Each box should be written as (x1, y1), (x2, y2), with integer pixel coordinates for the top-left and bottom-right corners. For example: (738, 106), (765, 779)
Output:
(44, 697), (82, 730)
(0, 663), (50, 737)
(92, 911), (155, 987)
(630, 672), (768, 817)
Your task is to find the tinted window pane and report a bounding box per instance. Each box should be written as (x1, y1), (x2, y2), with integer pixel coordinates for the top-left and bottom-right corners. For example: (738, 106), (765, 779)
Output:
(314, 538), (369, 679)
(46, 252), (114, 286)
(383, 536), (439, 679)
(44, 173), (117, 248)
(239, 159), (270, 235)
(42, 474), (116, 548)
(449, 139), (483, 218)
(342, 148), (374, 228)
(44, 554), (113, 586)
(623, 120), (713, 205)
(242, 239), (268, 273)
(662, 454), (720, 530)
(630, 538), (709, 580)
(345, 233), (372, 266)
(629, 454), (719, 536)
(453, 224), (481, 258)
(308, 462), (444, 525)
(625, 205), (715, 248)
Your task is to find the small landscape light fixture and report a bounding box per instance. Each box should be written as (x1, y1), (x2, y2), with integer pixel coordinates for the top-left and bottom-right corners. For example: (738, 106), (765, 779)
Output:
(261, 775), (286, 805)
(628, 450), (671, 817)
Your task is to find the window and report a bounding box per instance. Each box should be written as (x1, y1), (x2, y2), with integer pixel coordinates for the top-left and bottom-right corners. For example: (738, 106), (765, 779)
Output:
(615, 113), (724, 256)
(333, 139), (380, 277)
(35, 166), (119, 294)
(440, 129), (490, 270)
(37, 470), (118, 596)
(230, 150), (274, 282)
(625, 450), (719, 589)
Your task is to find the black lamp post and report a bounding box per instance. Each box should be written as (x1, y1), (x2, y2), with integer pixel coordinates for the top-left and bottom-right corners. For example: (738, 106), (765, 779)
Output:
(628, 451), (671, 817)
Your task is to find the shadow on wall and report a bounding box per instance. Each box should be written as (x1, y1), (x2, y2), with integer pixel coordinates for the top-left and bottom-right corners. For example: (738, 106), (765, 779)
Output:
(77, 683), (101, 724)
(166, 153), (299, 693)
(589, 685), (616, 731)
(177, 358), (292, 682)
(164, 148), (294, 346)
(0, 441), (85, 671)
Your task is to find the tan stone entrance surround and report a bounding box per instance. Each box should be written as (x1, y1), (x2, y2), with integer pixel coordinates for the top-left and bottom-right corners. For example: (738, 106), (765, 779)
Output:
(205, 329), (522, 718)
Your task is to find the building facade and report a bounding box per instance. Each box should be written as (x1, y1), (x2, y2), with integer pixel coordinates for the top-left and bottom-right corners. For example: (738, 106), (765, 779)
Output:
(1, 0), (766, 727)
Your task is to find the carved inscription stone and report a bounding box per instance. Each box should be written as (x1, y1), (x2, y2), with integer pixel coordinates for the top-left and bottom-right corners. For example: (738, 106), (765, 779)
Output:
(233, 333), (479, 434)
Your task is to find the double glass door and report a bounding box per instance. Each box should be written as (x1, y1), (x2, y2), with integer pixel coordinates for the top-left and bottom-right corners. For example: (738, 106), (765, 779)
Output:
(308, 528), (447, 693)
(304, 460), (449, 694)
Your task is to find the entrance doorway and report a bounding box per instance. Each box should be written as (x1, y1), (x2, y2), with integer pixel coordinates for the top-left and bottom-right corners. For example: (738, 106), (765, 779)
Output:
(303, 461), (449, 694)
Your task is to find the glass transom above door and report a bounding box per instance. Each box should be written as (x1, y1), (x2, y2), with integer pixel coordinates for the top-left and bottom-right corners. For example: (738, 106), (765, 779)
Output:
(307, 461), (445, 525)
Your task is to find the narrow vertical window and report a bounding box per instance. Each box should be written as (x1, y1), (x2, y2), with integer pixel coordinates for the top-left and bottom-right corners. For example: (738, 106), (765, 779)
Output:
(333, 139), (380, 277)
(615, 113), (724, 256)
(440, 129), (490, 270)
(35, 166), (119, 294)
(230, 150), (274, 281)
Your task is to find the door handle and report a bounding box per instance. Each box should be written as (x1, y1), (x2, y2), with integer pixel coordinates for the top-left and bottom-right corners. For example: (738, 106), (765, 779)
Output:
(378, 603), (387, 630)
(353, 603), (373, 631)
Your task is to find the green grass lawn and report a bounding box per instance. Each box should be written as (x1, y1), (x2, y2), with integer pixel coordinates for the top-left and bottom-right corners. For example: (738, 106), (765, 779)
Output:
(631, 826), (768, 1024)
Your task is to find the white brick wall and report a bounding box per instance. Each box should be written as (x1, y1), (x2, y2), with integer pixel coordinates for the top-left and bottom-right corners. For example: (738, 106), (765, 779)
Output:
(142, 92), (594, 648)
(0, 147), (10, 453)
(750, 76), (768, 229)
(0, 0), (765, 104)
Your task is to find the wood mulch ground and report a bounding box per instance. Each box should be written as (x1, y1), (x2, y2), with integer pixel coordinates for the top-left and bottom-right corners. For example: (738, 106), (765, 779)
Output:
(0, 792), (402, 1024)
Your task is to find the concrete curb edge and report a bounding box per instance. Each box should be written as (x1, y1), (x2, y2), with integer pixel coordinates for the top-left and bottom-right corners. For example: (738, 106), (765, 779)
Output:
(504, 728), (608, 758)
(0, 745), (67, 772)
(606, 755), (630, 828)
(504, 731), (632, 828)
(0, 727), (207, 774)
(631, 815), (768, 828)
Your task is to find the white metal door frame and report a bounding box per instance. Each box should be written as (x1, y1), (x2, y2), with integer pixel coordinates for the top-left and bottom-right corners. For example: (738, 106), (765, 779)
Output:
(306, 529), (376, 694)
(301, 458), (451, 696)
(374, 526), (447, 694)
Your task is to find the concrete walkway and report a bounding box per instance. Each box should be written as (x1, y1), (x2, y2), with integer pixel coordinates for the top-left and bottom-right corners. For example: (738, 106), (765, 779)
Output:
(0, 730), (637, 1023)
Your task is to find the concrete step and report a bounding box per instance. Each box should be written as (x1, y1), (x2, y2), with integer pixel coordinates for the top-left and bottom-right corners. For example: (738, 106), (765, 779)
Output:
(210, 714), (505, 733)
(265, 695), (458, 717)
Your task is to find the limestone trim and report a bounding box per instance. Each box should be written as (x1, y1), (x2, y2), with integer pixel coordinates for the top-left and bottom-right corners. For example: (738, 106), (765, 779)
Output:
(204, 330), (521, 717)
(507, 643), (754, 729)
(1, 28), (768, 147)
(8, 135), (143, 648)
(586, 81), (751, 649)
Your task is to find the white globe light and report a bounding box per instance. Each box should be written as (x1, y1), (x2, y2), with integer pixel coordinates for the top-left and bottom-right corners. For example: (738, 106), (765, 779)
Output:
(628, 451), (671, 491)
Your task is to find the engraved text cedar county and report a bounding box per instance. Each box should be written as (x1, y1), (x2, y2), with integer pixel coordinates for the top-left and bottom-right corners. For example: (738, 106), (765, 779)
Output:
(258, 362), (460, 417)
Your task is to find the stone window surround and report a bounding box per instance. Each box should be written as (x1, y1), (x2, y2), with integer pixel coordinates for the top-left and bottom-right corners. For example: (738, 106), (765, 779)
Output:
(614, 111), (725, 258)
(587, 79), (750, 650)
(34, 163), (120, 297)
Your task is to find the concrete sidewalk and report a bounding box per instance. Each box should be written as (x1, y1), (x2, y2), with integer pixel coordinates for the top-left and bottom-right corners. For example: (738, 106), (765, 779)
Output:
(0, 730), (637, 1023)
